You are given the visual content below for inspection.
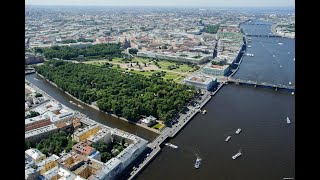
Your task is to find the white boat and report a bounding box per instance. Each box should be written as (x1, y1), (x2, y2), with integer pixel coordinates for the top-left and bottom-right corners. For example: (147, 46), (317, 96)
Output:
(291, 92), (294, 95)
(34, 78), (39, 81)
(247, 45), (252, 48)
(225, 136), (231, 142)
(280, 65), (282, 68)
(273, 55), (275, 57)
(286, 117), (291, 124)
(289, 82), (292, 85)
(194, 157), (201, 169)
(278, 42), (283, 45)
(202, 110), (207, 114)
(235, 128), (242, 134)
(232, 150), (242, 160)
(294, 58), (295, 61)
(78, 104), (83, 108)
(165, 143), (178, 149)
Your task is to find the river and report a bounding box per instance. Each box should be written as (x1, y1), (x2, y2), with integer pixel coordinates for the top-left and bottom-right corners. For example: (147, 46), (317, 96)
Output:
(136, 20), (295, 179)
(25, 19), (295, 179)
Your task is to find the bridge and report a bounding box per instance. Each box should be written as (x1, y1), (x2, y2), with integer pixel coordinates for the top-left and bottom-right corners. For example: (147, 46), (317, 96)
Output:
(246, 34), (282, 38)
(228, 78), (295, 91)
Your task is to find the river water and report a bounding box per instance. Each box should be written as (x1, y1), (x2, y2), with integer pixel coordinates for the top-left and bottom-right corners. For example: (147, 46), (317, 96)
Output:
(136, 20), (295, 179)
(25, 19), (295, 179)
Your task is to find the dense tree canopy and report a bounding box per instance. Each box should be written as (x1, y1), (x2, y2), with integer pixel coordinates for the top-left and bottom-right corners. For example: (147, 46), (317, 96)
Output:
(25, 131), (77, 156)
(204, 24), (220, 34)
(25, 111), (40, 119)
(36, 61), (198, 122)
(39, 43), (123, 60)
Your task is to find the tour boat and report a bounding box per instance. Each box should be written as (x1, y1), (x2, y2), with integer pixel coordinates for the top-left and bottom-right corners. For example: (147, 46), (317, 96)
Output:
(232, 150), (242, 160)
(194, 157), (201, 169)
(235, 128), (242, 134)
(286, 117), (291, 124)
(165, 143), (178, 149)
(225, 136), (231, 142)
(202, 110), (207, 114)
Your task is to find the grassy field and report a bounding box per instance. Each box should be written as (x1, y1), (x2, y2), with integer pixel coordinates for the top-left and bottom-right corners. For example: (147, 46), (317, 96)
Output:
(152, 123), (165, 130)
(83, 58), (195, 83)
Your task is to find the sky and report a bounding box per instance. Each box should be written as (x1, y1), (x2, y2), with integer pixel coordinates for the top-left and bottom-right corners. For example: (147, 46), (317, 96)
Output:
(25, 0), (295, 7)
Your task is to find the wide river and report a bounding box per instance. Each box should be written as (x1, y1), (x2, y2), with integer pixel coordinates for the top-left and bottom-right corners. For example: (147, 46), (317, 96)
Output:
(25, 19), (295, 179)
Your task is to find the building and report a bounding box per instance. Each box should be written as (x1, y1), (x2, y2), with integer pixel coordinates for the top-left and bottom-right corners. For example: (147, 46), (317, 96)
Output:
(25, 54), (44, 65)
(87, 127), (112, 144)
(140, 116), (157, 127)
(73, 159), (104, 179)
(25, 115), (52, 132)
(72, 124), (100, 142)
(25, 124), (59, 143)
(184, 75), (217, 90)
(36, 154), (60, 175)
(58, 152), (86, 171)
(25, 148), (46, 163)
(202, 63), (230, 76)
(137, 51), (211, 64)
(38, 166), (85, 180)
(72, 140), (96, 156)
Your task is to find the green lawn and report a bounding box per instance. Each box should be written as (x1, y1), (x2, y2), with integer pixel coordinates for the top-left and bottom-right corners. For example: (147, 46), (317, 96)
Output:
(152, 123), (164, 130)
(85, 58), (190, 83)
(134, 57), (151, 64)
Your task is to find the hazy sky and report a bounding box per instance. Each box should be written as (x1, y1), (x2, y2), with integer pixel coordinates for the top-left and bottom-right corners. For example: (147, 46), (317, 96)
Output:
(25, 0), (295, 7)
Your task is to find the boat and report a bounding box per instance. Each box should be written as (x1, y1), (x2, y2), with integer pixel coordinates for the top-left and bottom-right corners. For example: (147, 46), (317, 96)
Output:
(280, 65), (282, 68)
(34, 78), (39, 81)
(78, 104), (83, 108)
(273, 55), (275, 57)
(289, 82), (292, 85)
(294, 58), (295, 61)
(278, 42), (283, 45)
(235, 128), (242, 134)
(165, 143), (178, 149)
(291, 92), (294, 95)
(286, 117), (291, 124)
(202, 110), (207, 114)
(232, 150), (242, 160)
(194, 157), (201, 169)
(247, 45), (252, 48)
(225, 136), (231, 142)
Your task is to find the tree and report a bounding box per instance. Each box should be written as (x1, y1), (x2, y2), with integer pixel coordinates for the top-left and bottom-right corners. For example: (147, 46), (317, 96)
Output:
(129, 48), (138, 54)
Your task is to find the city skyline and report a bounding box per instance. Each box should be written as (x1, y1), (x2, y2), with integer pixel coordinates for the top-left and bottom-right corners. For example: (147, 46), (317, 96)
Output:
(26, 0), (295, 7)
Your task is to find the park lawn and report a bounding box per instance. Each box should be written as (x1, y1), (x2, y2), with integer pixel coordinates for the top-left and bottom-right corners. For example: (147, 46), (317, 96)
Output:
(174, 76), (186, 83)
(134, 57), (151, 64)
(152, 123), (164, 130)
(162, 72), (181, 80)
(175, 64), (195, 73)
(157, 60), (176, 69)
(129, 70), (160, 77)
(111, 57), (123, 62)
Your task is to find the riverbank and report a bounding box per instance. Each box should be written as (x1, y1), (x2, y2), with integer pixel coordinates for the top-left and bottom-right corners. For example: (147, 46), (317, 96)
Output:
(271, 24), (295, 39)
(35, 72), (164, 135)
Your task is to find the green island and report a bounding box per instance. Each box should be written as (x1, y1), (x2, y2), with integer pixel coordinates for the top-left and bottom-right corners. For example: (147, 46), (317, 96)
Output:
(35, 60), (199, 122)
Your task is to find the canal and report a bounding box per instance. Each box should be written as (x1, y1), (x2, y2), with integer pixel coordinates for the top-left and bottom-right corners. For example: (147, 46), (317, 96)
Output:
(25, 74), (158, 142)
